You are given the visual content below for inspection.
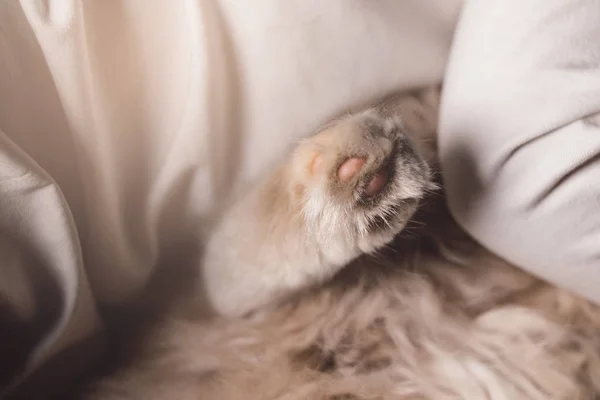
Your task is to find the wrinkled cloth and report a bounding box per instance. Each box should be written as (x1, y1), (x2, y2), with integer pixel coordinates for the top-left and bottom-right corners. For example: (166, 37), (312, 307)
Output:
(440, 0), (600, 305)
(0, 0), (461, 396)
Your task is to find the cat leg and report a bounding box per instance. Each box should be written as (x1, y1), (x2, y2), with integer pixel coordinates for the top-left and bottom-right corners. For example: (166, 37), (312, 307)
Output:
(202, 109), (434, 317)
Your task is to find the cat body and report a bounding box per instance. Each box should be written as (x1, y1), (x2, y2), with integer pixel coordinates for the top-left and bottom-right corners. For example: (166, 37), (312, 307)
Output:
(85, 89), (600, 400)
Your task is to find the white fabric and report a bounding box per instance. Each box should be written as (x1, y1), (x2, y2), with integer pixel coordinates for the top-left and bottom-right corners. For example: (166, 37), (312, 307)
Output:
(440, 0), (600, 303)
(0, 0), (462, 394)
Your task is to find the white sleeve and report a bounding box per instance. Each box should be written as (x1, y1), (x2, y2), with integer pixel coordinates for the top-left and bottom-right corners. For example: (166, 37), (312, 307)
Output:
(439, 0), (600, 303)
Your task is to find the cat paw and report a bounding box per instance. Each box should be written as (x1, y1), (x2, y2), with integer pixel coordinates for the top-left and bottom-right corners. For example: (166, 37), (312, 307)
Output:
(292, 110), (433, 257)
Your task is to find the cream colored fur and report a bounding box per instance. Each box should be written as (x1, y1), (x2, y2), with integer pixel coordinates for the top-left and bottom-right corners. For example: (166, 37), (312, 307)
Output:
(84, 88), (600, 400)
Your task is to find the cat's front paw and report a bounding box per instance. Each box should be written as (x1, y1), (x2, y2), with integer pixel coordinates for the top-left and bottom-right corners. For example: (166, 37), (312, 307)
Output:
(201, 109), (435, 317)
(292, 110), (434, 260)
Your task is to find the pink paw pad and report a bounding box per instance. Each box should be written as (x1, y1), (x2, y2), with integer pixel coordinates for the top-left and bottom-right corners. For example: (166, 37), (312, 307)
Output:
(365, 170), (389, 197)
(338, 157), (365, 182)
(337, 157), (389, 197)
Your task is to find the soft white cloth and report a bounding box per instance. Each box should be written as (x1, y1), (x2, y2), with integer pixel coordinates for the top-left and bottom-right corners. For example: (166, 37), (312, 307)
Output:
(440, 0), (600, 303)
(0, 0), (461, 396)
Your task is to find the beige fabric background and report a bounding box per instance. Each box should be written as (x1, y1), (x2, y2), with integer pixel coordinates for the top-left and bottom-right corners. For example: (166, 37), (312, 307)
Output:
(0, 0), (462, 396)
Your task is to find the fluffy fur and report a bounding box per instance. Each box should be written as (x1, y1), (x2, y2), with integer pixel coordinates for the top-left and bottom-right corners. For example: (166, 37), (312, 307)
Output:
(201, 98), (434, 317)
(84, 88), (600, 400)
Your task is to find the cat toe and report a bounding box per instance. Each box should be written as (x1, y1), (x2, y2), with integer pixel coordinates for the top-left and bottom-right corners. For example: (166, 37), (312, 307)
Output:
(294, 110), (432, 254)
(338, 157), (366, 183)
(365, 168), (389, 197)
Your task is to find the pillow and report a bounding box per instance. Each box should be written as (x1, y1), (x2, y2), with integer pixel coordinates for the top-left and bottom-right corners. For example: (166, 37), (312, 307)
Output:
(439, 0), (600, 304)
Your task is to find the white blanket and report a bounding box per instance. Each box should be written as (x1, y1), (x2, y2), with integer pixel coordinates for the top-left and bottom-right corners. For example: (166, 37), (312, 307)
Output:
(0, 0), (461, 395)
